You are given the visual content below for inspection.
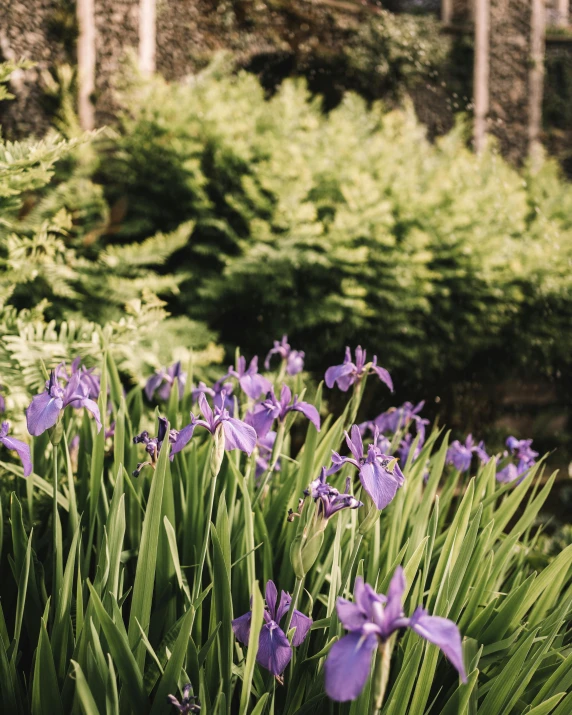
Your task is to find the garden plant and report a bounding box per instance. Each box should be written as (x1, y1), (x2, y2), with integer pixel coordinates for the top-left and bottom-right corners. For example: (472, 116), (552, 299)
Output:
(0, 338), (571, 715)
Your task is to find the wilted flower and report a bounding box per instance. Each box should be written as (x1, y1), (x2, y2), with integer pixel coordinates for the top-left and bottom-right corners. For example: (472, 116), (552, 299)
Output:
(264, 335), (305, 376)
(232, 580), (312, 678)
(132, 416), (179, 476)
(0, 421), (32, 477)
(246, 384), (320, 438)
(305, 468), (362, 522)
(167, 683), (200, 713)
(191, 380), (235, 414)
(170, 393), (256, 457)
(327, 425), (404, 510)
(145, 361), (186, 402)
(324, 568), (467, 702)
(26, 363), (101, 437)
(496, 435), (538, 483)
(446, 434), (489, 473)
(225, 355), (272, 400)
(325, 346), (393, 393)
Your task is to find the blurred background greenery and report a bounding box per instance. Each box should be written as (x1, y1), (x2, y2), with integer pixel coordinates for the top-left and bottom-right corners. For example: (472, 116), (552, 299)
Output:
(1, 1), (572, 517)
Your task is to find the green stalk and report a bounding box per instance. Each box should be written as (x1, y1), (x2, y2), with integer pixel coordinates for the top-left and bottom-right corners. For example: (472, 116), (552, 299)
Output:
(284, 577), (304, 634)
(371, 641), (391, 713)
(251, 420), (286, 509)
(192, 430), (224, 601)
(338, 532), (363, 598)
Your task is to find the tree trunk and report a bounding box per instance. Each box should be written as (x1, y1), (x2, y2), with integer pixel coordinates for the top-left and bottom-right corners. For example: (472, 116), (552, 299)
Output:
(139, 0), (156, 75)
(528, 0), (545, 169)
(77, 0), (96, 130)
(473, 0), (490, 153)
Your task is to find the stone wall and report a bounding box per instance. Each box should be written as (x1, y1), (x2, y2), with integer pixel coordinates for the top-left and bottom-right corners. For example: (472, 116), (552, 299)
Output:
(0, 0), (68, 137)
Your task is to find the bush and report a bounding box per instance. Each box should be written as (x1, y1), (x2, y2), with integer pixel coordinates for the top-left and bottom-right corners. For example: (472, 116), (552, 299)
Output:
(94, 65), (572, 390)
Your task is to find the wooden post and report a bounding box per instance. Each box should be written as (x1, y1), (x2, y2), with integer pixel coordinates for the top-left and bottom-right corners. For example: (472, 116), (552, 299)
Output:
(473, 0), (490, 153)
(77, 0), (96, 130)
(139, 0), (156, 75)
(528, 0), (545, 169)
(556, 0), (569, 27)
(442, 0), (453, 25)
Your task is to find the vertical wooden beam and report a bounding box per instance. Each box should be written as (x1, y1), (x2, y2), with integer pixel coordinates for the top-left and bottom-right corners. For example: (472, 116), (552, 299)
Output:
(473, 0), (490, 153)
(139, 0), (156, 75)
(442, 0), (454, 25)
(556, 0), (569, 27)
(77, 0), (96, 130)
(528, 0), (545, 169)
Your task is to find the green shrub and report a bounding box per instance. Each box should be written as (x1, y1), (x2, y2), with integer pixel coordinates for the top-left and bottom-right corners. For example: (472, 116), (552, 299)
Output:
(94, 65), (572, 388)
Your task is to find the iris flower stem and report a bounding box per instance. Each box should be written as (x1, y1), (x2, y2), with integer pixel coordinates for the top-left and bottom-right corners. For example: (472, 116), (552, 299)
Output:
(337, 532), (363, 598)
(284, 577), (304, 634)
(52, 444), (58, 608)
(251, 421), (286, 509)
(193, 437), (222, 602)
(371, 641), (391, 713)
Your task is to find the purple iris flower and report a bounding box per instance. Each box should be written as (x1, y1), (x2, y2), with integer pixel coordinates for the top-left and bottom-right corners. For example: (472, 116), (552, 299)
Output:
(324, 568), (467, 702)
(167, 683), (200, 713)
(0, 386), (5, 414)
(232, 580), (312, 678)
(446, 435), (489, 473)
(255, 430), (281, 479)
(26, 363), (102, 437)
(397, 432), (420, 464)
(191, 380), (235, 415)
(372, 400), (426, 435)
(304, 468), (362, 521)
(170, 393), (256, 457)
(225, 356), (272, 400)
(0, 421), (32, 477)
(327, 425), (404, 510)
(145, 361), (187, 402)
(264, 335), (305, 376)
(69, 357), (100, 400)
(245, 385), (320, 439)
(496, 436), (538, 483)
(325, 347), (393, 393)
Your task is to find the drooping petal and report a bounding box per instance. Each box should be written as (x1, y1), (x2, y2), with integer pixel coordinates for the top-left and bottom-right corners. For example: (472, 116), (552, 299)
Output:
(26, 392), (63, 436)
(289, 401), (320, 431)
(222, 418), (257, 455)
(371, 364), (394, 392)
(336, 597), (368, 632)
(245, 403), (279, 439)
(409, 608), (467, 682)
(256, 622), (292, 676)
(325, 362), (355, 391)
(290, 610), (312, 646)
(0, 434), (33, 477)
(324, 631), (378, 702)
(325, 452), (359, 477)
(231, 611), (252, 645)
(78, 397), (102, 433)
(170, 423), (197, 457)
(239, 373), (272, 401)
(359, 461), (402, 510)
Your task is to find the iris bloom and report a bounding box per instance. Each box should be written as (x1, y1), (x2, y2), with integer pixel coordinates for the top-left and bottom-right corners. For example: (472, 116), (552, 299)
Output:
(446, 435), (489, 473)
(246, 385), (320, 439)
(145, 361), (186, 402)
(191, 380), (235, 414)
(366, 400), (428, 440)
(171, 393), (256, 457)
(26, 363), (101, 437)
(225, 356), (271, 400)
(305, 468), (362, 521)
(232, 580), (312, 678)
(255, 431), (280, 479)
(325, 347), (393, 393)
(264, 335), (305, 376)
(327, 425), (404, 510)
(69, 357), (100, 400)
(0, 421), (32, 477)
(496, 436), (538, 483)
(167, 683), (200, 713)
(325, 568), (467, 702)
